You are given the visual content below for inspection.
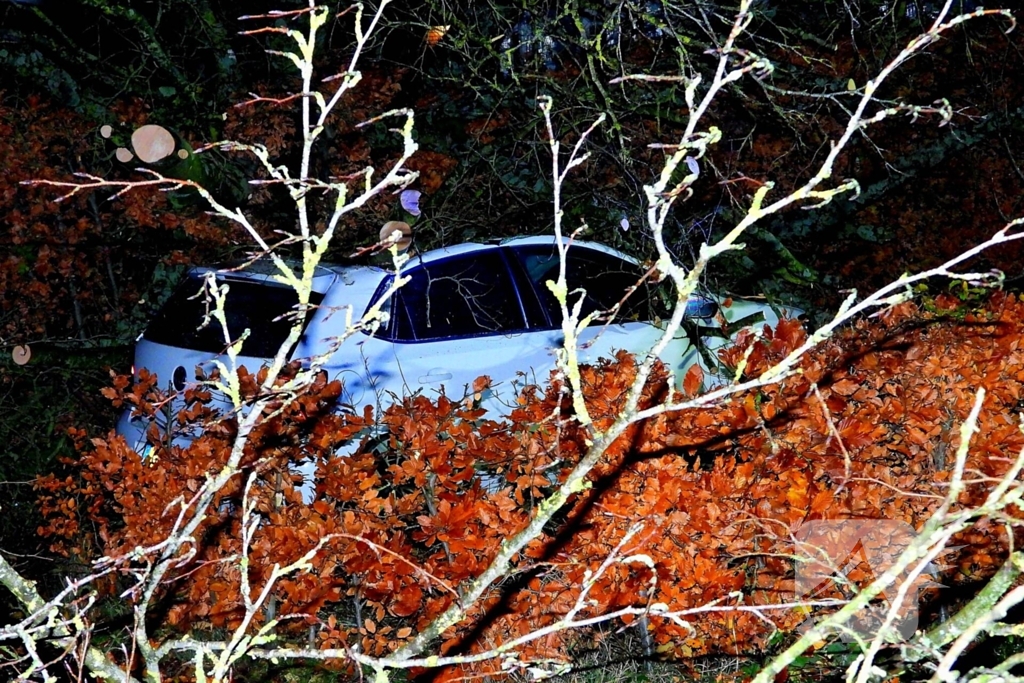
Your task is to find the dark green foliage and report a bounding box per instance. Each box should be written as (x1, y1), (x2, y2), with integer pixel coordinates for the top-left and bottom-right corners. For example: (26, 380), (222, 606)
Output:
(0, 345), (128, 621)
(363, 0), (1022, 311)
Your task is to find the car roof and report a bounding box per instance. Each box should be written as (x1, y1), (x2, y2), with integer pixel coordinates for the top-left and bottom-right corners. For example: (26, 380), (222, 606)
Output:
(189, 260), (341, 294)
(186, 236), (639, 294)
(500, 235), (638, 263)
(401, 235), (640, 267)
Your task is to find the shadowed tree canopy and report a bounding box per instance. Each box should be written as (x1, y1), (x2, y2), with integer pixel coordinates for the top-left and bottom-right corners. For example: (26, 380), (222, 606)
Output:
(1, 1), (1019, 303)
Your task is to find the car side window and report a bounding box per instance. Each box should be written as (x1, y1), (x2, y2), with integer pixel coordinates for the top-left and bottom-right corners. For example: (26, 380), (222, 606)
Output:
(512, 245), (668, 327)
(390, 251), (527, 342)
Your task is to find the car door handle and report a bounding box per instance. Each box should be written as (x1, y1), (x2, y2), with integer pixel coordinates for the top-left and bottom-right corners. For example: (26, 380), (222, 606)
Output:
(418, 370), (452, 383)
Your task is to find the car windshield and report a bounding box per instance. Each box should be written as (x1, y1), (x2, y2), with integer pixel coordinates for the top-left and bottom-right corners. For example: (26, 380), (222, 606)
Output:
(144, 276), (324, 357)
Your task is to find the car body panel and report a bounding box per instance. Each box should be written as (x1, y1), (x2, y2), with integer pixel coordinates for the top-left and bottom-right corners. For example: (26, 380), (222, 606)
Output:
(117, 239), (795, 476)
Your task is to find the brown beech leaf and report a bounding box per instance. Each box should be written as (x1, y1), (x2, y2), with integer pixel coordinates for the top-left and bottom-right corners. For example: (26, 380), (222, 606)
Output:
(683, 364), (704, 397)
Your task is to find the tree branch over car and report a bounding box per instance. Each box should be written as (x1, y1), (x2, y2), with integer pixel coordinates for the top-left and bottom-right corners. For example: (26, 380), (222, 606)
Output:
(4, 1), (1024, 682)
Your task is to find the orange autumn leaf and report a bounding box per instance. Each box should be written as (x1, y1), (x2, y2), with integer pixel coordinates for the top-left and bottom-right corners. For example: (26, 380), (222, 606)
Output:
(683, 363), (704, 397)
(389, 584), (424, 618)
(38, 294), (1024, 675)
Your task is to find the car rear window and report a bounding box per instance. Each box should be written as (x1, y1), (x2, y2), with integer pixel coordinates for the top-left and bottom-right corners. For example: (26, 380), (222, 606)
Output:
(144, 276), (324, 357)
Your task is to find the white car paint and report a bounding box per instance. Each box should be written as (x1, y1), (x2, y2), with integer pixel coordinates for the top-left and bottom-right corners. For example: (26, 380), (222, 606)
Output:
(116, 237), (789, 497)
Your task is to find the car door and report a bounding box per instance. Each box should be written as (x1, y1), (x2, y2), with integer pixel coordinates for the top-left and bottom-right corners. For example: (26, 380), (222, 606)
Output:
(362, 247), (561, 412)
(507, 243), (702, 383)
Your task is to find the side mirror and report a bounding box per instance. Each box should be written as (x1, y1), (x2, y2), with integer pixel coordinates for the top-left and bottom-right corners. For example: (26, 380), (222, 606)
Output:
(684, 296), (719, 320)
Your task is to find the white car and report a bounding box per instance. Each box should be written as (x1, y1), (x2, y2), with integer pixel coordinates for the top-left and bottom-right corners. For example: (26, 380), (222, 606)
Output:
(116, 236), (787, 456)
